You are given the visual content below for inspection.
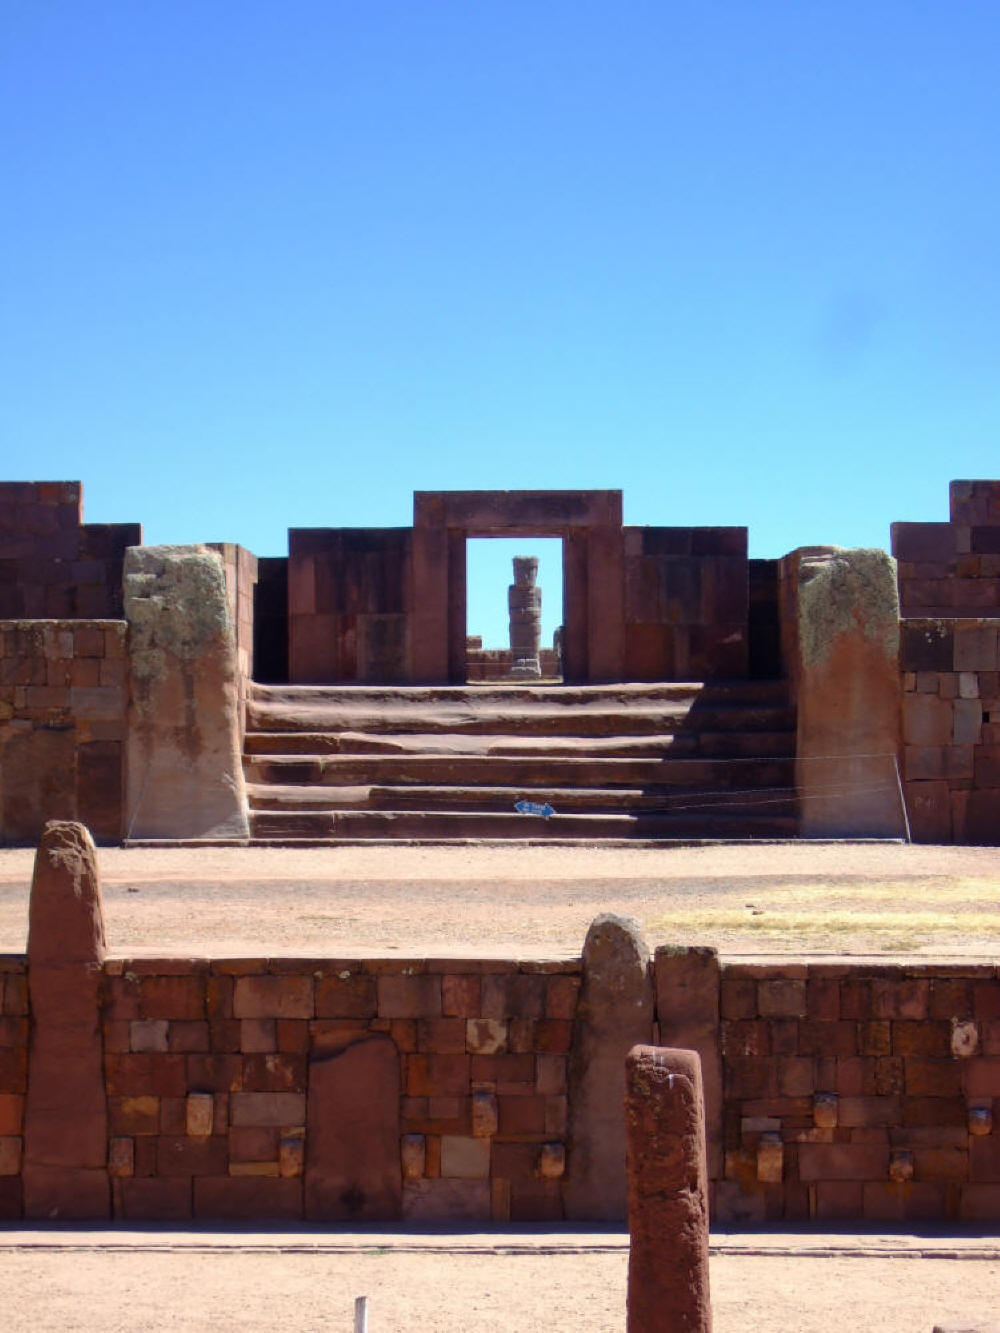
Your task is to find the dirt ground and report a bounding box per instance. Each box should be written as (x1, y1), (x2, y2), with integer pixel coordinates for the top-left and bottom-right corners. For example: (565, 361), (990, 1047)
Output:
(0, 1229), (997, 1332)
(1, 840), (997, 957)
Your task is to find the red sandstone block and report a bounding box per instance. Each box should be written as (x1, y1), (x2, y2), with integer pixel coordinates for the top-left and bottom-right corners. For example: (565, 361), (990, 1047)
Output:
(276, 1020), (309, 1054)
(722, 1021), (771, 1057)
(532, 1020), (572, 1054)
(798, 1022), (857, 1057)
(105, 976), (141, 1021)
(156, 1134), (228, 1177)
(893, 1021), (950, 1057)
(905, 1058), (961, 1097)
(206, 976), (233, 1020)
(376, 974), (441, 1019)
(308, 1019), (371, 1057)
(314, 974), (376, 1018)
(838, 981), (870, 1021)
(807, 977), (841, 1022)
(837, 1096), (901, 1128)
(242, 1054), (306, 1093)
(132, 1136), (157, 1177)
(139, 976), (205, 1020)
(778, 1058), (815, 1097)
(102, 1020), (130, 1053)
(120, 957), (212, 978)
(480, 974), (545, 1020)
(545, 1096), (567, 1137)
(441, 975), (481, 1017)
(73, 626), (106, 657)
(506, 1018), (533, 1054)
(914, 1147), (969, 1181)
(960, 1184), (1000, 1221)
(983, 1020), (1000, 1056)
(857, 1021), (892, 1056)
(406, 1054), (470, 1097)
(389, 1019), (418, 1052)
(159, 1098), (186, 1135)
(117, 1178), (192, 1221)
(108, 1096), (160, 1135)
(2, 974), (27, 1016)
(536, 1055), (567, 1096)
(798, 1144), (888, 1182)
(964, 1057), (1000, 1098)
(209, 1020), (241, 1053)
(758, 979), (807, 1018)
(901, 1097), (967, 1127)
(0, 1094), (23, 1135)
(185, 1055), (244, 1093)
(874, 1058), (904, 1096)
(969, 1136), (1000, 1182)
(230, 1092), (306, 1128)
(814, 1180), (863, 1220)
(724, 1058), (776, 1100)
(417, 1018), (467, 1054)
(233, 975), (313, 1020)
(470, 1053), (534, 1083)
(871, 980), (929, 1020)
(229, 1126), (280, 1161)
(106, 1053), (186, 1097)
(168, 1021), (210, 1054)
(721, 971), (758, 1020)
(928, 979), (974, 1020)
(193, 1176), (302, 1221)
(0, 1016), (27, 1047)
(862, 1181), (946, 1222)
(240, 1018), (276, 1053)
(545, 976), (580, 1019)
(973, 982), (1000, 1021)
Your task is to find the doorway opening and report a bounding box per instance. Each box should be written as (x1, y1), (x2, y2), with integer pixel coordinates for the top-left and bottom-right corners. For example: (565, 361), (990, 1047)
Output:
(464, 537), (564, 683)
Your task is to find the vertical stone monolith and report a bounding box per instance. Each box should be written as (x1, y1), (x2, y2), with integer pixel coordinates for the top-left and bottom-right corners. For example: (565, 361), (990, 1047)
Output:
(564, 914), (654, 1221)
(124, 545), (249, 839)
(626, 1045), (712, 1333)
(508, 555), (541, 678)
(23, 821), (110, 1219)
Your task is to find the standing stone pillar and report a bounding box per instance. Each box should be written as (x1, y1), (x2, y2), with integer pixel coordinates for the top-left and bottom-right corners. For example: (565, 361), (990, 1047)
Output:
(564, 914), (654, 1221)
(508, 556), (542, 679)
(124, 545), (249, 840)
(626, 1045), (712, 1333)
(23, 821), (110, 1219)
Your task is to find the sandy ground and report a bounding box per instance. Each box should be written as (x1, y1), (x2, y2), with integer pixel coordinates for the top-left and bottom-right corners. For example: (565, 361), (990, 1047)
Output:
(0, 1229), (997, 1332)
(1, 840), (998, 957)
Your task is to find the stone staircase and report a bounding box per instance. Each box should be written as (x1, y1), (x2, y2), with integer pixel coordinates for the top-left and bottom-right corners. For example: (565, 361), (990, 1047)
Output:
(242, 680), (800, 842)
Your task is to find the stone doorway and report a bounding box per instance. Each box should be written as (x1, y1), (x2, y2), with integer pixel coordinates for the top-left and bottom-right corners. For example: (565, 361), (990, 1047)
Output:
(464, 536), (564, 683)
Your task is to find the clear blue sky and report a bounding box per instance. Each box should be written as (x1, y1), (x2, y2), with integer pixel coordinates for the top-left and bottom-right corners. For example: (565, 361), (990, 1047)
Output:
(2, 3), (998, 646)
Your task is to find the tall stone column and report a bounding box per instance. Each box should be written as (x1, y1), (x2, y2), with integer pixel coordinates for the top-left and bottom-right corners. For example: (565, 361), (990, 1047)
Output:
(508, 555), (541, 679)
(625, 1045), (712, 1333)
(23, 821), (110, 1219)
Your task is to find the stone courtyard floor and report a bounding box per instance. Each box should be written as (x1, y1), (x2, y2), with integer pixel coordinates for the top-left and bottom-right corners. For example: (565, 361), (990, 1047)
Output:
(0, 1226), (997, 1331)
(1, 839), (997, 957)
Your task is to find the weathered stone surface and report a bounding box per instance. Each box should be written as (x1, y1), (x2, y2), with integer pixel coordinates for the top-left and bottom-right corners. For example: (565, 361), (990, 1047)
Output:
(564, 914), (653, 1221)
(794, 549), (903, 836)
(304, 1035), (401, 1221)
(626, 1045), (712, 1333)
(655, 946), (722, 1179)
(124, 545), (249, 839)
(23, 821), (110, 1219)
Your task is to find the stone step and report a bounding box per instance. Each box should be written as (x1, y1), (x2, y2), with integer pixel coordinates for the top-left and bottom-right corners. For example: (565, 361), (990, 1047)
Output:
(244, 752), (797, 790)
(246, 701), (796, 739)
(250, 679), (792, 708)
(246, 781), (799, 816)
(243, 730), (707, 758)
(248, 808), (800, 841)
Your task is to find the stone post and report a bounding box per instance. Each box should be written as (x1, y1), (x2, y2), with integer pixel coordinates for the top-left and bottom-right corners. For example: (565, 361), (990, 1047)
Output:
(564, 914), (654, 1221)
(626, 1045), (712, 1333)
(23, 821), (110, 1219)
(124, 545), (249, 840)
(508, 556), (541, 678)
(792, 548), (903, 837)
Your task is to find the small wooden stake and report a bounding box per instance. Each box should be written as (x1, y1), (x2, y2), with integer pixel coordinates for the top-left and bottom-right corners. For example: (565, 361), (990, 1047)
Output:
(354, 1295), (369, 1333)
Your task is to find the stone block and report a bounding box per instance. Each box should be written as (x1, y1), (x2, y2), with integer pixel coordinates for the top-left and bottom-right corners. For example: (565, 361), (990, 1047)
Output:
(305, 1036), (401, 1222)
(758, 978), (806, 1018)
(278, 1135), (304, 1178)
(904, 694), (953, 746)
(401, 1135), (425, 1180)
(480, 974), (546, 1020)
(108, 1137), (134, 1178)
(233, 975), (313, 1020)
(471, 1090), (498, 1138)
(230, 1092), (306, 1127)
(405, 1054), (470, 1097)
(376, 974), (441, 1019)
(130, 1019), (169, 1053)
(798, 1144), (888, 1181)
(440, 1135), (490, 1179)
(955, 624), (1000, 671)
(314, 974), (376, 1019)
(117, 1177), (193, 1221)
(156, 1134), (228, 1177)
(537, 1141), (565, 1180)
(441, 975), (481, 1017)
(193, 1176), (302, 1221)
(401, 1178), (490, 1223)
(186, 1092), (214, 1138)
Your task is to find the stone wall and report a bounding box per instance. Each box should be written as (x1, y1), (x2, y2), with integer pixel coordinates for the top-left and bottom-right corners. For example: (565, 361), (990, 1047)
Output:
(0, 620), (127, 843)
(892, 480), (1000, 617)
(900, 618), (1000, 843)
(717, 961), (1000, 1225)
(0, 954), (27, 1217)
(623, 526), (749, 680)
(0, 481), (140, 620)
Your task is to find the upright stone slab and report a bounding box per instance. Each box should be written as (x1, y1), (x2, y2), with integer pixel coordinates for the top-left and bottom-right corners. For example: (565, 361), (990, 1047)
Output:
(654, 946), (722, 1180)
(124, 545), (249, 839)
(564, 914), (654, 1221)
(794, 548), (903, 836)
(508, 555), (541, 678)
(23, 821), (110, 1219)
(626, 1045), (712, 1333)
(304, 1036), (402, 1221)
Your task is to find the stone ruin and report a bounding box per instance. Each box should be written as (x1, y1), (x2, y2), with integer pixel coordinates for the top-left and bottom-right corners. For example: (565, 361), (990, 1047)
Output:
(0, 479), (998, 845)
(507, 555), (542, 679)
